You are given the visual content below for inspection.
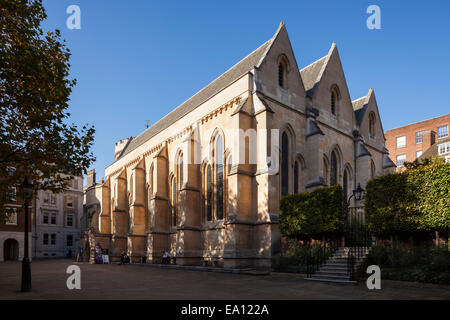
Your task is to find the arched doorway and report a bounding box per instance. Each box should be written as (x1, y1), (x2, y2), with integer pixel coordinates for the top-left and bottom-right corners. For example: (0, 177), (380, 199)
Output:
(4, 239), (19, 261)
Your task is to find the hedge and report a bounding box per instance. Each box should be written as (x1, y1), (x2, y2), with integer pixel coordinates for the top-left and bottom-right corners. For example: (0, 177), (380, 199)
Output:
(366, 159), (450, 235)
(279, 185), (345, 238)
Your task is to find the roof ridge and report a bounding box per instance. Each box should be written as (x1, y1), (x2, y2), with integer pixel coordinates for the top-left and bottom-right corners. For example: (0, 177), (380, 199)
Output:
(126, 40), (271, 142)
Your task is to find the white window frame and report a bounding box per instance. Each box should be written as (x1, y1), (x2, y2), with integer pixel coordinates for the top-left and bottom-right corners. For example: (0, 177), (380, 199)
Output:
(396, 154), (406, 167)
(396, 136), (406, 148)
(438, 142), (450, 156)
(438, 125), (448, 139)
(416, 131), (424, 144)
(5, 208), (18, 225)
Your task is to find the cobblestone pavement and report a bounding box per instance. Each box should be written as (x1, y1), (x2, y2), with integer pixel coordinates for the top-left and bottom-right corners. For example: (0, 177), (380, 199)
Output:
(0, 259), (448, 300)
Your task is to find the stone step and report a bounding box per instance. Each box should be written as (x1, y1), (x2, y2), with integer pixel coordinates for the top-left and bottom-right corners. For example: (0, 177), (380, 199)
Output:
(320, 266), (349, 272)
(305, 277), (357, 284)
(316, 270), (349, 276)
(310, 273), (351, 280)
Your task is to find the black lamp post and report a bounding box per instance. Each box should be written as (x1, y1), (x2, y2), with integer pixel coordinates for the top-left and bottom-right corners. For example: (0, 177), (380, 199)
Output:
(19, 178), (34, 292)
(346, 183), (365, 207)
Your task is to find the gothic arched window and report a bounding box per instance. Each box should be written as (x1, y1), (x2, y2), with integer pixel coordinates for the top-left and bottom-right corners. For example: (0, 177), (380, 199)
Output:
(371, 159), (376, 179)
(177, 152), (184, 188)
(323, 157), (328, 185)
(278, 63), (285, 88)
(215, 135), (224, 220)
(331, 86), (340, 116)
(281, 132), (289, 196)
(206, 165), (212, 221)
(330, 151), (338, 186)
(294, 161), (299, 194)
(171, 177), (177, 226)
(343, 169), (349, 201)
(369, 112), (376, 138)
(278, 56), (288, 88)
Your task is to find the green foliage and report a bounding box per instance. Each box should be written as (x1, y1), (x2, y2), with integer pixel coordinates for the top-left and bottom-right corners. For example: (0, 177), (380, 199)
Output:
(367, 245), (450, 285)
(271, 240), (330, 273)
(279, 185), (345, 238)
(366, 161), (450, 234)
(0, 0), (95, 218)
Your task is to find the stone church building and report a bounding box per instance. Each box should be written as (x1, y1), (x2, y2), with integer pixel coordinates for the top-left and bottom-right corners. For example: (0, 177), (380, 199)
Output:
(82, 23), (396, 268)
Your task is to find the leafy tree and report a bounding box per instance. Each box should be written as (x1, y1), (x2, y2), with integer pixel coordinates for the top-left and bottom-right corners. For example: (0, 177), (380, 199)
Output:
(0, 0), (95, 218)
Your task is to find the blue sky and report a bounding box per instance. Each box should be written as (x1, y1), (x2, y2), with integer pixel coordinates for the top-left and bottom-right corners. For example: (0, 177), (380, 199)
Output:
(41, 0), (450, 181)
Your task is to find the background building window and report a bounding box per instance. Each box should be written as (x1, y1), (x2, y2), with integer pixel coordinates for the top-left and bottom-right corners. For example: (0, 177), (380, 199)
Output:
(43, 233), (49, 245)
(51, 234), (56, 245)
(66, 196), (73, 208)
(438, 142), (450, 155)
(51, 214), (56, 225)
(416, 150), (423, 158)
(396, 136), (406, 148)
(43, 213), (49, 224)
(66, 235), (73, 247)
(66, 214), (73, 227)
(5, 208), (17, 225)
(396, 154), (406, 167)
(438, 125), (448, 139)
(416, 131), (424, 144)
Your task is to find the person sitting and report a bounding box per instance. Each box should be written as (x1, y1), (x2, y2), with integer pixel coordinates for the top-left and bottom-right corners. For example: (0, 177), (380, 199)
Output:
(162, 251), (170, 264)
(120, 251), (129, 265)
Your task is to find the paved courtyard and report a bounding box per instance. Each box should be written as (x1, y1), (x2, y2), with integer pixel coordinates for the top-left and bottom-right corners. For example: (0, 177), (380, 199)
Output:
(0, 259), (448, 300)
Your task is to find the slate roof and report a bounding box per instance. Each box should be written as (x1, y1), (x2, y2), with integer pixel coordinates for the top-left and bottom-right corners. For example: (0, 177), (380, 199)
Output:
(299, 56), (327, 94)
(115, 39), (274, 161)
(352, 97), (368, 125)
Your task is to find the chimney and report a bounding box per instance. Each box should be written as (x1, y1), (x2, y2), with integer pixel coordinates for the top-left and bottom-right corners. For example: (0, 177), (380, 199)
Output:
(87, 169), (96, 187)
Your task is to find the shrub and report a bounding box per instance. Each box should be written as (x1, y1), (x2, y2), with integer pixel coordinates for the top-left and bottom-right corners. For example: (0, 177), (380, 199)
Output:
(271, 240), (331, 273)
(367, 245), (450, 285)
(279, 185), (345, 238)
(366, 159), (450, 235)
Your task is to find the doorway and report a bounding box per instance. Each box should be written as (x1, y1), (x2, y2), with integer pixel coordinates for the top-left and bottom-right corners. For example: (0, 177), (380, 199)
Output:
(4, 239), (19, 261)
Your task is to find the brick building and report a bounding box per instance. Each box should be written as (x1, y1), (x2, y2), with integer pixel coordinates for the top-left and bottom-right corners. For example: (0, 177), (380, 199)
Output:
(385, 114), (450, 169)
(0, 176), (33, 262)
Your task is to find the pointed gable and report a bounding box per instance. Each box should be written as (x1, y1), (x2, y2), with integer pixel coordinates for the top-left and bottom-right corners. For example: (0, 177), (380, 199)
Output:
(300, 43), (355, 134)
(255, 22), (306, 109)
